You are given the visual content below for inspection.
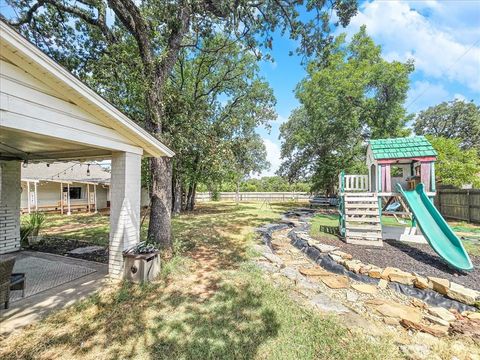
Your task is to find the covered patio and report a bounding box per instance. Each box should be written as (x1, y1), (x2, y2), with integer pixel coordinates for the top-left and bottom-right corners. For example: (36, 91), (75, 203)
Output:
(0, 20), (174, 281)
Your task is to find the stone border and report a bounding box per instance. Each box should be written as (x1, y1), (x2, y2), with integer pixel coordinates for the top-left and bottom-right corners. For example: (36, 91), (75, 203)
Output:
(257, 209), (479, 312)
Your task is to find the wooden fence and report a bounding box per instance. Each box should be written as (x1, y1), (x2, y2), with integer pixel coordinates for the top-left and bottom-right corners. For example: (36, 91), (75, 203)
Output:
(196, 192), (311, 203)
(434, 189), (480, 224)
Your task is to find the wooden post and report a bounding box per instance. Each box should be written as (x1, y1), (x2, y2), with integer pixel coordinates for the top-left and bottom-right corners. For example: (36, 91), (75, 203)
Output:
(26, 181), (31, 214)
(467, 190), (472, 223)
(67, 183), (71, 215)
(87, 184), (91, 212)
(94, 184), (98, 213)
(34, 181), (38, 211)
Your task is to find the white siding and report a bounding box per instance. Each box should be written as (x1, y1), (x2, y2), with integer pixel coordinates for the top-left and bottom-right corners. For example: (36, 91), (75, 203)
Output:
(0, 161), (21, 254)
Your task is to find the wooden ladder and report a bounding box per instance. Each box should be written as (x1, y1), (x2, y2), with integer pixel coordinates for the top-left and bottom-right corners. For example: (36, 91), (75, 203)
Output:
(343, 192), (383, 246)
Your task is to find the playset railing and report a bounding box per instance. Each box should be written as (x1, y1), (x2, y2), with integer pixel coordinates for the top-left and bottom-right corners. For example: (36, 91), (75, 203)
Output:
(338, 172), (369, 193)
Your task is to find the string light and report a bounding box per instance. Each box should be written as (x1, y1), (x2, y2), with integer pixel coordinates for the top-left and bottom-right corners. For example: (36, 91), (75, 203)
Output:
(87, 164), (91, 176)
(22, 160), (28, 168)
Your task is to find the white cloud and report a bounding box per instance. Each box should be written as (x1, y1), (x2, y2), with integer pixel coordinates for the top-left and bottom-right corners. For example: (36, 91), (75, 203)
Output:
(406, 80), (449, 112)
(259, 138), (282, 177)
(346, 1), (480, 92)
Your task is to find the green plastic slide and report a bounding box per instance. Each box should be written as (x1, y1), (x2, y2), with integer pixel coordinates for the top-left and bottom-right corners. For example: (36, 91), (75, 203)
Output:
(397, 183), (474, 272)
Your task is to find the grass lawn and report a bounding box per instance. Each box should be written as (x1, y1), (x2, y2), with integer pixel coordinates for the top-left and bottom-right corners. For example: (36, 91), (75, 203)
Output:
(310, 213), (480, 256)
(4, 202), (399, 359)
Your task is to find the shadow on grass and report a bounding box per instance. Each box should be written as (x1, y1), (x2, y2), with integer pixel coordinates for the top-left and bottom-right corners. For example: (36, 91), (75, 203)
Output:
(1, 280), (280, 360)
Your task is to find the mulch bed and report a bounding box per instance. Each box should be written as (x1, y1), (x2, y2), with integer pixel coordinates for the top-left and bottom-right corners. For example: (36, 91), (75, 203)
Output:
(28, 237), (108, 264)
(317, 235), (480, 291)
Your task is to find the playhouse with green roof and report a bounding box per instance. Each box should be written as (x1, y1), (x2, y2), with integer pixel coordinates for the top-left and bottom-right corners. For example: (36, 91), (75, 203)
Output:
(338, 135), (473, 271)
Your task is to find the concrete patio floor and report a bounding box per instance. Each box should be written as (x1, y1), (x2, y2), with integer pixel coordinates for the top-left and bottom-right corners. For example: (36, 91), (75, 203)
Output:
(0, 251), (107, 336)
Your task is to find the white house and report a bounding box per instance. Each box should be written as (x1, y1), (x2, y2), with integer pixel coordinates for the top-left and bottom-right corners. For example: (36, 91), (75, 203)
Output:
(0, 21), (174, 279)
(21, 162), (111, 213)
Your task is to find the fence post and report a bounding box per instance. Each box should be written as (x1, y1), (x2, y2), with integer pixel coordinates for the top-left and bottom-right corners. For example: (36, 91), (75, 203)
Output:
(467, 190), (471, 223)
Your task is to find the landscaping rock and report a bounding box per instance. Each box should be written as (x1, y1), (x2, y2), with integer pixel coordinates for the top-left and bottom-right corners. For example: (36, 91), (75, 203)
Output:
(378, 279), (389, 289)
(297, 277), (322, 291)
(310, 293), (350, 314)
(280, 267), (301, 281)
(328, 253), (344, 263)
(374, 302), (422, 323)
(351, 283), (377, 295)
(368, 266), (383, 279)
(312, 243), (338, 253)
(413, 276), (430, 290)
(331, 250), (353, 260)
(450, 319), (480, 339)
(462, 311), (480, 320)
(400, 319), (449, 337)
(321, 275), (350, 289)
(380, 267), (398, 280)
(346, 291), (359, 303)
(263, 252), (285, 268)
(388, 270), (415, 286)
(253, 244), (271, 254)
(68, 245), (105, 255)
(410, 298), (427, 309)
(399, 344), (432, 360)
(427, 307), (456, 322)
(383, 317), (399, 326)
(358, 264), (372, 275)
(298, 267), (330, 277)
(427, 277), (450, 295)
(447, 282), (480, 305)
(344, 260), (363, 273)
(424, 314), (450, 327)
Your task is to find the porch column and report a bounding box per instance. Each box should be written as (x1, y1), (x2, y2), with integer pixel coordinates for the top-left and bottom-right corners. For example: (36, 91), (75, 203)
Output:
(109, 152), (142, 279)
(34, 181), (38, 211)
(67, 183), (71, 215)
(94, 184), (98, 213)
(0, 161), (21, 254)
(27, 181), (31, 214)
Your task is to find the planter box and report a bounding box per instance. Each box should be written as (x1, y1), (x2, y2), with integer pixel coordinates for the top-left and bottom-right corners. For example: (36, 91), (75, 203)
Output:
(122, 251), (161, 283)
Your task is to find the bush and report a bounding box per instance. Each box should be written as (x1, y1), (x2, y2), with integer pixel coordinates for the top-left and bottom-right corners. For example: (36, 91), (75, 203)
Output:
(20, 212), (46, 246)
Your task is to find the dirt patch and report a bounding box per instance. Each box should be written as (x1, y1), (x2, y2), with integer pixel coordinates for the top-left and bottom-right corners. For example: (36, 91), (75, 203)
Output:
(316, 235), (480, 291)
(28, 237), (108, 263)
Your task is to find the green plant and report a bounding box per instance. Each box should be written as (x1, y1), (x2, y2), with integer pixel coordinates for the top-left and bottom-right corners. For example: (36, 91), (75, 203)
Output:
(27, 212), (46, 237)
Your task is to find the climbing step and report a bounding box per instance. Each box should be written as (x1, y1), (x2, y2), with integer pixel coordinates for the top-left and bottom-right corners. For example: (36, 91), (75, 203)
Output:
(345, 203), (379, 209)
(345, 230), (382, 239)
(345, 210), (379, 216)
(345, 216), (380, 223)
(347, 224), (381, 231)
(344, 197), (378, 203)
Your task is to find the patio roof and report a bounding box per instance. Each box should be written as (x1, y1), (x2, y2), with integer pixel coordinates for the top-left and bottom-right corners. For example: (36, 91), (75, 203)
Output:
(0, 20), (174, 160)
(22, 162), (110, 185)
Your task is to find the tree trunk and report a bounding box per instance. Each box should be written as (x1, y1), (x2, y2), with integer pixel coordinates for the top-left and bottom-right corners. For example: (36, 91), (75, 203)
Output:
(148, 157), (172, 249)
(235, 180), (240, 204)
(187, 182), (197, 211)
(172, 175), (182, 215)
(185, 183), (194, 211)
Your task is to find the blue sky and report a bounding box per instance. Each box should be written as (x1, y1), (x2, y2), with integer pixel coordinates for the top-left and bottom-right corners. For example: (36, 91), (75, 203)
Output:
(256, 0), (480, 176)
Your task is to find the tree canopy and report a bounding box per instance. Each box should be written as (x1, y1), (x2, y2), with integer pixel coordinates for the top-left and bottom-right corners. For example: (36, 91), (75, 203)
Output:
(414, 100), (480, 153)
(278, 26), (413, 193)
(427, 136), (480, 189)
(2, 0), (359, 248)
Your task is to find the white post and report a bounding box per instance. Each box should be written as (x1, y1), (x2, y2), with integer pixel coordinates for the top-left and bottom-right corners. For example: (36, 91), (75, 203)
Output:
(34, 181), (38, 211)
(87, 184), (91, 212)
(0, 161), (22, 254)
(60, 182), (63, 214)
(94, 184), (98, 213)
(109, 152), (142, 279)
(67, 183), (71, 215)
(26, 181), (31, 214)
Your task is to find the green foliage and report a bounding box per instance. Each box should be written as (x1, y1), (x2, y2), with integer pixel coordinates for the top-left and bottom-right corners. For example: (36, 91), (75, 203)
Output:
(427, 136), (480, 188)
(279, 26), (413, 193)
(20, 212), (46, 246)
(414, 100), (480, 152)
(211, 176), (312, 192)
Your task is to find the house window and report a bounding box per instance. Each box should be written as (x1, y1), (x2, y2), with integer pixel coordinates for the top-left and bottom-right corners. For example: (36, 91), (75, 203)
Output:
(63, 187), (82, 199)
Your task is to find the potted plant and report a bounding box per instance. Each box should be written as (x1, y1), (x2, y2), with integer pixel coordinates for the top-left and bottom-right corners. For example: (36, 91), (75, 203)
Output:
(24, 212), (46, 245)
(122, 241), (161, 283)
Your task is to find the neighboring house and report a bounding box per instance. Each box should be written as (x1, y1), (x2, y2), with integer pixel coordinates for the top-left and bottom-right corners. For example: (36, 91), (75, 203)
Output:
(0, 21), (174, 279)
(21, 162), (111, 213)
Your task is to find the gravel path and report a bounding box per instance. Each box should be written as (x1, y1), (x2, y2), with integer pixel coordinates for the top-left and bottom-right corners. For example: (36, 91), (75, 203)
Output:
(317, 235), (480, 291)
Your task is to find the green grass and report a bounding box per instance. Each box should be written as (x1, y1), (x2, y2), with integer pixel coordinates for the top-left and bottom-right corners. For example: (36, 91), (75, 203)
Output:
(4, 202), (400, 359)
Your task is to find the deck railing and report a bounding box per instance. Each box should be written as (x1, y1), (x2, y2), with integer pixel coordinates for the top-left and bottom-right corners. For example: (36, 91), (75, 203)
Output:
(339, 173), (369, 192)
